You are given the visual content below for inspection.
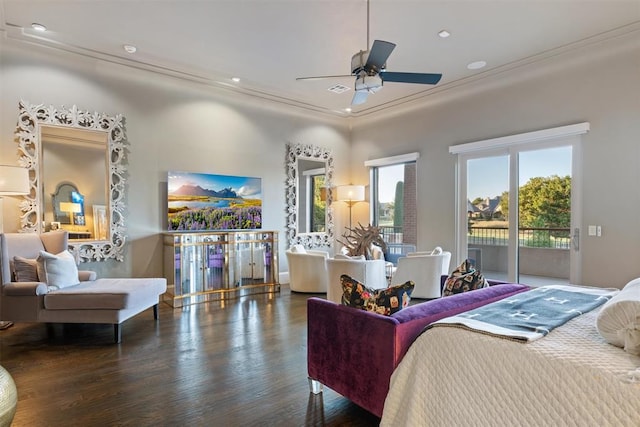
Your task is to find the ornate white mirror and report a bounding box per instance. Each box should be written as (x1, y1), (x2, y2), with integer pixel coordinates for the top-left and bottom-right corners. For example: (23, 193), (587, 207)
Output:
(15, 101), (127, 262)
(285, 143), (334, 248)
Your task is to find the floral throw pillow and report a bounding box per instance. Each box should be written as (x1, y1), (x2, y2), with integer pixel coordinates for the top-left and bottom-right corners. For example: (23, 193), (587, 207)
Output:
(341, 274), (415, 316)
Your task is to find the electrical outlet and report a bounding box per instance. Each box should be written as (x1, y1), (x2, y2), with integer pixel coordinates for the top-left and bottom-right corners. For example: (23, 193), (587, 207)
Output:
(597, 226), (602, 237)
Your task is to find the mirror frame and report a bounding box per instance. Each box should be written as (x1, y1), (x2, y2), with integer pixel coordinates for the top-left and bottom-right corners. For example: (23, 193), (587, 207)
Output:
(285, 143), (334, 248)
(15, 100), (127, 262)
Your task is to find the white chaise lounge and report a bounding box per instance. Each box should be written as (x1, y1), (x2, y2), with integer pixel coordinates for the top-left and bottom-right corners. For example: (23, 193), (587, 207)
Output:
(0, 231), (166, 343)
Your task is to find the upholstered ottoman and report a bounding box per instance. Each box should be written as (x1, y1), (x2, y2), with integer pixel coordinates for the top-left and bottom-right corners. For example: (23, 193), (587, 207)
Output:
(307, 283), (529, 417)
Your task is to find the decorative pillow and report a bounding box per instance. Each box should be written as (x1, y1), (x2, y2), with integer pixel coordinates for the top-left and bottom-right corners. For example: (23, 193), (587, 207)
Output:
(442, 259), (489, 297)
(596, 278), (640, 355)
(12, 256), (40, 282)
(36, 250), (80, 289)
(290, 244), (306, 254)
(341, 274), (414, 316)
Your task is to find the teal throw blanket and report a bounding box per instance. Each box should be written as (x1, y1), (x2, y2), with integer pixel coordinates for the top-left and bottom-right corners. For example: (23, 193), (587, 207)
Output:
(429, 285), (618, 342)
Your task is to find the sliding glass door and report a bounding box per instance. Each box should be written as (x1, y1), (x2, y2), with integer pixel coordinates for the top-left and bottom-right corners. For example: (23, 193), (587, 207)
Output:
(454, 124), (587, 286)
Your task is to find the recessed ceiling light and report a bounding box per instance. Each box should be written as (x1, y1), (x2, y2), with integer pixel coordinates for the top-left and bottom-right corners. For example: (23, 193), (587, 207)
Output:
(467, 60), (487, 70)
(231, 77), (241, 83)
(438, 30), (450, 38)
(31, 23), (47, 32)
(123, 44), (137, 54)
(345, 107), (352, 113)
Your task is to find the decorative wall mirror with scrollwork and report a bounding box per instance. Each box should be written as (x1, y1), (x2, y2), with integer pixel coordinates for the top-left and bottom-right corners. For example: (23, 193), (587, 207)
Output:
(15, 100), (127, 262)
(285, 143), (334, 248)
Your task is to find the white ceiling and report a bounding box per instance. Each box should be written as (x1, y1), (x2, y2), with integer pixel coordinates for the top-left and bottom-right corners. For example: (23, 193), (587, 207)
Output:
(2, 1), (640, 118)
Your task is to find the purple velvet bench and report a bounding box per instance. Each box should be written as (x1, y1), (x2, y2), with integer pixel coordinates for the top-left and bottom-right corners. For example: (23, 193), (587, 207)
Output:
(307, 283), (529, 417)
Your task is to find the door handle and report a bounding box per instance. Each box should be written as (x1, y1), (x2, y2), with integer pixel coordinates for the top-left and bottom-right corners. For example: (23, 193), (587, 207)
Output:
(572, 228), (580, 251)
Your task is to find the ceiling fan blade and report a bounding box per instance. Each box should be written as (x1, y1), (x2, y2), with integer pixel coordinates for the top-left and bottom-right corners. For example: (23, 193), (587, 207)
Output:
(296, 74), (354, 81)
(380, 71), (442, 85)
(365, 40), (396, 73)
(352, 90), (369, 105)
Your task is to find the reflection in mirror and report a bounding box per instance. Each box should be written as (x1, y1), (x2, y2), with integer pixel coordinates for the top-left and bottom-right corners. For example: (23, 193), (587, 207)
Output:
(42, 125), (108, 241)
(297, 159), (326, 234)
(52, 182), (80, 224)
(15, 101), (127, 262)
(285, 143), (334, 248)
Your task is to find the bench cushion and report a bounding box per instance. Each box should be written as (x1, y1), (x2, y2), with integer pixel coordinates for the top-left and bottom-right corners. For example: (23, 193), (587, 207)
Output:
(44, 278), (167, 310)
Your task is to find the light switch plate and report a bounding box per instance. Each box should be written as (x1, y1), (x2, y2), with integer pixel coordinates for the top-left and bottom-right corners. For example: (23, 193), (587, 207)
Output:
(588, 225), (597, 236)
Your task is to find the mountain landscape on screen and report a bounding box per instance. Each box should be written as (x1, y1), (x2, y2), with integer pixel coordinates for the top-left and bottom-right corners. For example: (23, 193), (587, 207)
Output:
(167, 171), (262, 231)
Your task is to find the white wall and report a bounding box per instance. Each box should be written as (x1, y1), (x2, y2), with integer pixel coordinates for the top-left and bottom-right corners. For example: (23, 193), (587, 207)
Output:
(350, 34), (640, 288)
(0, 40), (351, 279)
(3, 33), (639, 288)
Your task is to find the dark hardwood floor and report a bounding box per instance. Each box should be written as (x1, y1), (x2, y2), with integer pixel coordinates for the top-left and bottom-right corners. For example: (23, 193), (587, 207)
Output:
(0, 286), (381, 427)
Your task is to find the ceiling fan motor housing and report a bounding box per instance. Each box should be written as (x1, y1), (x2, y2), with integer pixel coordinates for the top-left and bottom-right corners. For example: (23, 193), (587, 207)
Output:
(351, 50), (385, 75)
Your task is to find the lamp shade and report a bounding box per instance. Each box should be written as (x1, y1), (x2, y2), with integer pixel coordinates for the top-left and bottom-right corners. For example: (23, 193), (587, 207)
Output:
(0, 165), (29, 196)
(59, 202), (82, 214)
(336, 185), (365, 202)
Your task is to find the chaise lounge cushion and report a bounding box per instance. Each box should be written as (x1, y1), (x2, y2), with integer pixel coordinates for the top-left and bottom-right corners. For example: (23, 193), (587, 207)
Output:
(44, 278), (167, 310)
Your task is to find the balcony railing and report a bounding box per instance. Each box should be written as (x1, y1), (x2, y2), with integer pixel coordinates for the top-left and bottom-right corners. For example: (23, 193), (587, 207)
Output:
(380, 225), (570, 249)
(468, 226), (571, 249)
(379, 226), (404, 243)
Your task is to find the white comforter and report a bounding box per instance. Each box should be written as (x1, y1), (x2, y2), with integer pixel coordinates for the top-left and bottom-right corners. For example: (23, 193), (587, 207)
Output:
(381, 308), (640, 426)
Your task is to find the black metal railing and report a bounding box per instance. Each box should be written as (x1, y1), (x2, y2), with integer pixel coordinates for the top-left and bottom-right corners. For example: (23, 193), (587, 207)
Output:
(379, 226), (404, 243)
(468, 227), (570, 249)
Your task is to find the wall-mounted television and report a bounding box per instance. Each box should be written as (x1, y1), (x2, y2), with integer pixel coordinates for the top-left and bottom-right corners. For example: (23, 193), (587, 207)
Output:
(167, 171), (262, 231)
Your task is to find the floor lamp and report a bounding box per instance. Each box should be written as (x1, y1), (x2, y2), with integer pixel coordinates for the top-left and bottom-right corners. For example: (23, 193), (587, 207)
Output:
(336, 185), (365, 231)
(0, 165), (29, 330)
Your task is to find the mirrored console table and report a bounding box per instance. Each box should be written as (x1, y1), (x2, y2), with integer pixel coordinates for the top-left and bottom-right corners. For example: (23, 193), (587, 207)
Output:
(163, 231), (279, 307)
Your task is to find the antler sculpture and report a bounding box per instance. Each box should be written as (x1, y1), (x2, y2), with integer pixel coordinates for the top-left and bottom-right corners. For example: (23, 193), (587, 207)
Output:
(338, 223), (387, 259)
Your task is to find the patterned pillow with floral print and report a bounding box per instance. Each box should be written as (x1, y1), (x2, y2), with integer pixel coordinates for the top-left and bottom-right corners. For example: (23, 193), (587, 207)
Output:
(341, 274), (415, 316)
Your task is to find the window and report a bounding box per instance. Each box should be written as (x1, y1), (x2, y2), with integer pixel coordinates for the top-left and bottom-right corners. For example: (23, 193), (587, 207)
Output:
(366, 153), (419, 248)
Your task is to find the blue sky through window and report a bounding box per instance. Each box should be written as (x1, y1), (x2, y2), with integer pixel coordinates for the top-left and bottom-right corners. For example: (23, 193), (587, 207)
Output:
(468, 146), (572, 200)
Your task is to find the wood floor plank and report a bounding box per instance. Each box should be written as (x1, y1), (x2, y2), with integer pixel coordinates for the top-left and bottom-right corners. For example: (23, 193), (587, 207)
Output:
(0, 286), (380, 427)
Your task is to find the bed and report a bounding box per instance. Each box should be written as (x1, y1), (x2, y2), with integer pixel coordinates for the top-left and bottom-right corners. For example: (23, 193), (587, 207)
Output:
(381, 290), (640, 426)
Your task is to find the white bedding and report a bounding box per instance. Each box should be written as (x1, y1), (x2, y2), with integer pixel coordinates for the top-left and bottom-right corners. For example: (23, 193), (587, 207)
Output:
(381, 308), (640, 426)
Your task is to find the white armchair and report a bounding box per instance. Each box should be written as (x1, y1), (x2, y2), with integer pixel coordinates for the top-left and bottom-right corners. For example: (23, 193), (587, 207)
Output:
(391, 250), (452, 299)
(285, 246), (328, 293)
(326, 256), (388, 304)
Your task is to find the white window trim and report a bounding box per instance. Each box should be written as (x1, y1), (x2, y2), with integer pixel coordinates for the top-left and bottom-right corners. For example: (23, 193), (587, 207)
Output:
(364, 152), (419, 168)
(449, 123), (589, 155)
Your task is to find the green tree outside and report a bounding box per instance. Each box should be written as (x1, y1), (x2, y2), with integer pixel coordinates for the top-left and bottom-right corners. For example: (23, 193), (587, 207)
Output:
(498, 175), (570, 228)
(393, 181), (404, 228)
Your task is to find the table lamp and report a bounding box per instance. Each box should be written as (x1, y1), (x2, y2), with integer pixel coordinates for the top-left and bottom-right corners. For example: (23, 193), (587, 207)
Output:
(59, 202), (82, 227)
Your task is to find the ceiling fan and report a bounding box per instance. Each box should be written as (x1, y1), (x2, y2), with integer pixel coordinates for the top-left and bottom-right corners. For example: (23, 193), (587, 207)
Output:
(296, 0), (442, 106)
